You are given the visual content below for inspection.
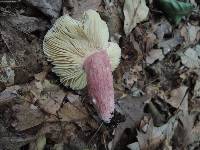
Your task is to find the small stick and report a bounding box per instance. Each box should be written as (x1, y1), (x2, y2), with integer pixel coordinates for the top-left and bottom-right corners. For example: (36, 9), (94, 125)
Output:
(88, 122), (103, 146)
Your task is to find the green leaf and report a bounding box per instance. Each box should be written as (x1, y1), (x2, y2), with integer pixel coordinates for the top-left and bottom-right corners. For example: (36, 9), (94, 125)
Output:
(158, 0), (194, 24)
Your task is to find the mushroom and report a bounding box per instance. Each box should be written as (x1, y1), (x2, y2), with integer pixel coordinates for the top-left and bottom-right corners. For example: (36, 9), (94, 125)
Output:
(43, 10), (121, 122)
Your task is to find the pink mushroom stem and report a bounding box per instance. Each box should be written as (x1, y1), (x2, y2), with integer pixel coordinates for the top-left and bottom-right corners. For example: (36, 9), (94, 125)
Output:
(83, 50), (114, 122)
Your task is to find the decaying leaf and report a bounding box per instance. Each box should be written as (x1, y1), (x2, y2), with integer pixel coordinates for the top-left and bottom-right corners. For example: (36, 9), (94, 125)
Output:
(191, 121), (200, 143)
(180, 24), (200, 44)
(12, 102), (45, 131)
(153, 19), (172, 41)
(138, 115), (178, 149)
(110, 96), (147, 150)
(30, 79), (66, 115)
(180, 45), (200, 69)
(0, 22), (44, 84)
(57, 101), (89, 122)
(164, 86), (188, 110)
(29, 135), (46, 150)
(158, 32), (183, 54)
(123, 0), (149, 35)
(127, 142), (140, 150)
(23, 0), (62, 18)
(1, 15), (47, 33)
(66, 92), (80, 103)
(146, 49), (164, 65)
(193, 80), (200, 98)
(0, 135), (36, 150)
(64, 0), (101, 19)
(122, 65), (143, 90)
(0, 54), (15, 85)
(0, 85), (20, 106)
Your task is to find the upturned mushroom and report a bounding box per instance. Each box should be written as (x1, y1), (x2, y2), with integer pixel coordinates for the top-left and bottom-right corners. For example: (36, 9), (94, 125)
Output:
(43, 10), (121, 122)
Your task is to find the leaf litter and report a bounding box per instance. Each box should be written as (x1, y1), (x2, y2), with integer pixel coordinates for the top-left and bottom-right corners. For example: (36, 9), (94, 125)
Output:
(0, 0), (200, 149)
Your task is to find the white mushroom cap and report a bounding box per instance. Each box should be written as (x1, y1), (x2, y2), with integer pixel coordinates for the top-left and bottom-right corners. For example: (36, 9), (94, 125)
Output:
(43, 10), (121, 90)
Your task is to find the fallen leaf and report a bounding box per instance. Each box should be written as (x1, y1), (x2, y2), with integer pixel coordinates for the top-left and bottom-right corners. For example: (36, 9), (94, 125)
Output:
(146, 49), (164, 65)
(0, 135), (36, 150)
(23, 0), (62, 18)
(192, 121), (200, 143)
(127, 142), (140, 150)
(31, 79), (66, 115)
(157, 0), (194, 24)
(99, 4), (123, 42)
(187, 24), (200, 43)
(180, 45), (200, 69)
(122, 65), (143, 90)
(12, 102), (45, 131)
(29, 135), (47, 150)
(135, 115), (178, 149)
(158, 33), (183, 54)
(110, 96), (147, 150)
(36, 135), (46, 150)
(123, 0), (149, 35)
(53, 143), (64, 150)
(143, 33), (157, 54)
(180, 24), (200, 44)
(130, 86), (144, 97)
(172, 113), (194, 149)
(164, 86), (188, 110)
(38, 90), (65, 115)
(0, 22), (44, 84)
(66, 92), (80, 103)
(57, 102), (88, 122)
(153, 19), (172, 41)
(193, 80), (200, 98)
(34, 71), (48, 81)
(0, 54), (15, 85)
(0, 85), (20, 106)
(2, 15), (47, 33)
(64, 0), (101, 19)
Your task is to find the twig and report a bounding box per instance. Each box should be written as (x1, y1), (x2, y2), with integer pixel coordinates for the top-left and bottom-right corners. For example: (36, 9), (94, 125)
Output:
(88, 122), (103, 146)
(0, 65), (25, 70)
(177, 87), (189, 111)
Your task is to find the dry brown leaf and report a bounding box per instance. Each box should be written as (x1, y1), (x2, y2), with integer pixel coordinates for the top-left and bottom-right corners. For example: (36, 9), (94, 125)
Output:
(34, 71), (48, 81)
(67, 92), (80, 103)
(146, 49), (164, 65)
(0, 85), (20, 106)
(110, 96), (147, 150)
(122, 65), (142, 90)
(29, 79), (66, 115)
(172, 113), (194, 149)
(180, 24), (200, 44)
(63, 0), (101, 19)
(38, 89), (65, 115)
(2, 15), (47, 33)
(164, 86), (188, 110)
(143, 33), (157, 54)
(0, 22), (44, 85)
(180, 45), (200, 69)
(153, 19), (172, 41)
(12, 102), (45, 131)
(58, 102), (88, 122)
(134, 115), (178, 150)
(158, 33), (183, 55)
(23, 0), (62, 18)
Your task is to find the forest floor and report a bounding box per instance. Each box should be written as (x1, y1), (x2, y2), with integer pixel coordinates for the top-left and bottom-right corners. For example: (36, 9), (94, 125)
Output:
(0, 0), (200, 150)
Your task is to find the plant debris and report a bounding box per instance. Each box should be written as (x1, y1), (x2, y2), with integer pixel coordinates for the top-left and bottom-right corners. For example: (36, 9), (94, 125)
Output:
(0, 0), (200, 149)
